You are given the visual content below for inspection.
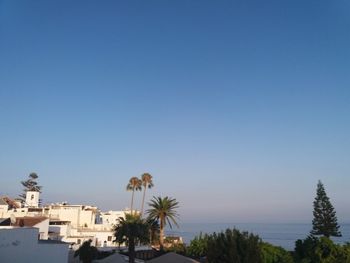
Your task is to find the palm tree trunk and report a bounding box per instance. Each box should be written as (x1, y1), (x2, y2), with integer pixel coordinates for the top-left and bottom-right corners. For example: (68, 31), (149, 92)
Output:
(130, 189), (135, 214)
(140, 187), (146, 217)
(159, 218), (164, 251)
(129, 238), (135, 263)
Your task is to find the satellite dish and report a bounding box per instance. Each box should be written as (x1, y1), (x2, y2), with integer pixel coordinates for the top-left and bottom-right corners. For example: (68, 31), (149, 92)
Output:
(10, 214), (16, 225)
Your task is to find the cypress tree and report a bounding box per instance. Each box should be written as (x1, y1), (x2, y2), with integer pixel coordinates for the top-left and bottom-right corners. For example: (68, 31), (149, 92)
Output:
(19, 172), (42, 205)
(311, 180), (341, 237)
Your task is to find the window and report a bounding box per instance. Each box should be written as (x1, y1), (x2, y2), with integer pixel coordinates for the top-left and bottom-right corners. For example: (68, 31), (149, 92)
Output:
(107, 236), (112, 241)
(77, 239), (81, 245)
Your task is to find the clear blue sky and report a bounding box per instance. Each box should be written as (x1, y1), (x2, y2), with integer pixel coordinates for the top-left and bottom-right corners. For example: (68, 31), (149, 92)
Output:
(1, 0), (349, 223)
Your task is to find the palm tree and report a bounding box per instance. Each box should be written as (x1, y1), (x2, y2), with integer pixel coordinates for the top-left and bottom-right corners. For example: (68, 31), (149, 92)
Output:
(114, 214), (149, 263)
(74, 239), (98, 263)
(126, 177), (142, 214)
(146, 196), (179, 251)
(140, 173), (154, 217)
(147, 217), (160, 246)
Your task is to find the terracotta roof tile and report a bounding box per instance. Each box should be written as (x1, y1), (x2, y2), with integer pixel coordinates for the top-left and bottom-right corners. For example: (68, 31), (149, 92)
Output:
(14, 217), (48, 227)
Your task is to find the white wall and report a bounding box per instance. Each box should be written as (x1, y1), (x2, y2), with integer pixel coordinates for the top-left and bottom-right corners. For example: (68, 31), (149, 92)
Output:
(100, 211), (125, 227)
(48, 207), (81, 227)
(25, 191), (40, 207)
(79, 230), (115, 247)
(35, 218), (49, 239)
(0, 227), (69, 263)
(49, 224), (70, 240)
(79, 209), (96, 228)
(3, 208), (29, 218)
(46, 205), (97, 228)
(0, 204), (8, 218)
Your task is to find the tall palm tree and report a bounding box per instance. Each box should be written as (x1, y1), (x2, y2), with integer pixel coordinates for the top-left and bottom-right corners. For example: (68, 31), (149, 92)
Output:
(114, 214), (149, 263)
(140, 173), (154, 217)
(146, 196), (179, 251)
(126, 177), (142, 214)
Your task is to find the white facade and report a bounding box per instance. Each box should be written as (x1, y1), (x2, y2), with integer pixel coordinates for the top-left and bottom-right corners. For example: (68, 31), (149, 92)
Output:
(1, 196), (127, 248)
(34, 217), (50, 239)
(0, 204), (8, 217)
(25, 191), (40, 208)
(49, 223), (71, 240)
(69, 228), (115, 247)
(0, 227), (69, 263)
(100, 210), (126, 227)
(44, 204), (97, 228)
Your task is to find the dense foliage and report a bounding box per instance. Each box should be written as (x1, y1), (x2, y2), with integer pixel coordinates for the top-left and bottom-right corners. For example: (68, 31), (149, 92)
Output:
(205, 229), (262, 263)
(74, 240), (98, 263)
(147, 217), (160, 246)
(185, 229), (300, 263)
(114, 214), (149, 263)
(165, 243), (187, 255)
(146, 196), (179, 251)
(311, 180), (341, 237)
(261, 242), (293, 263)
(187, 232), (209, 259)
(295, 236), (350, 263)
(19, 172), (42, 203)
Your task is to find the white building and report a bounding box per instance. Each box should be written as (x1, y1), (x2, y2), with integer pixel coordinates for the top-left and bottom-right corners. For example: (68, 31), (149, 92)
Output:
(43, 203), (98, 228)
(0, 191), (128, 248)
(100, 210), (126, 228)
(0, 227), (69, 263)
(25, 191), (40, 208)
(44, 203), (124, 247)
(0, 216), (49, 240)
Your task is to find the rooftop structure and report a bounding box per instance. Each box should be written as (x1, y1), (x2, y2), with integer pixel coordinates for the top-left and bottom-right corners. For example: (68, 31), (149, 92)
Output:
(0, 216), (49, 239)
(0, 227), (69, 263)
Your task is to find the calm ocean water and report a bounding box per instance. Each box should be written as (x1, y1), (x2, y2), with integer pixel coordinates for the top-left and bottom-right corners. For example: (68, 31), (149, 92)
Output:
(166, 223), (350, 251)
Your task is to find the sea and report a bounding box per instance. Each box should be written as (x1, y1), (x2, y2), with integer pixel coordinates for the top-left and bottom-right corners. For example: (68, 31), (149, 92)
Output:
(166, 223), (350, 251)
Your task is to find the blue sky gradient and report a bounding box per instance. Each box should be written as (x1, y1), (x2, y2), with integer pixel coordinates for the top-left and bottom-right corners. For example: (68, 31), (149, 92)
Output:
(1, 0), (349, 223)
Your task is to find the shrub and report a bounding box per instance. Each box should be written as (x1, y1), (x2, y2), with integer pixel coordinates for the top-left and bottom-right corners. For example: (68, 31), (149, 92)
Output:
(165, 243), (187, 255)
(187, 232), (209, 258)
(206, 229), (262, 263)
(261, 242), (293, 263)
(294, 236), (350, 263)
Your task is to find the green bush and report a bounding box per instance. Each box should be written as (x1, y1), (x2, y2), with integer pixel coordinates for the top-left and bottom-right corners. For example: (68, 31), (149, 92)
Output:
(294, 236), (350, 263)
(165, 243), (187, 255)
(187, 232), (209, 258)
(187, 229), (295, 263)
(261, 242), (293, 263)
(187, 229), (350, 263)
(206, 229), (262, 263)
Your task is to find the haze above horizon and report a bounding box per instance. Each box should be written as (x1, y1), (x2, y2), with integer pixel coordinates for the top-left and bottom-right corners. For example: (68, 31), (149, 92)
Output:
(1, 0), (349, 223)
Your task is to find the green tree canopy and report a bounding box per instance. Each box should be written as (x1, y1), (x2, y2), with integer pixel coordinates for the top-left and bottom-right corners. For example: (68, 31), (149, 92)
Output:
(74, 240), (98, 263)
(146, 196), (179, 251)
(126, 177), (142, 214)
(187, 232), (209, 259)
(261, 242), (293, 263)
(19, 172), (42, 202)
(206, 229), (262, 263)
(294, 236), (350, 263)
(311, 180), (341, 238)
(114, 214), (149, 263)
